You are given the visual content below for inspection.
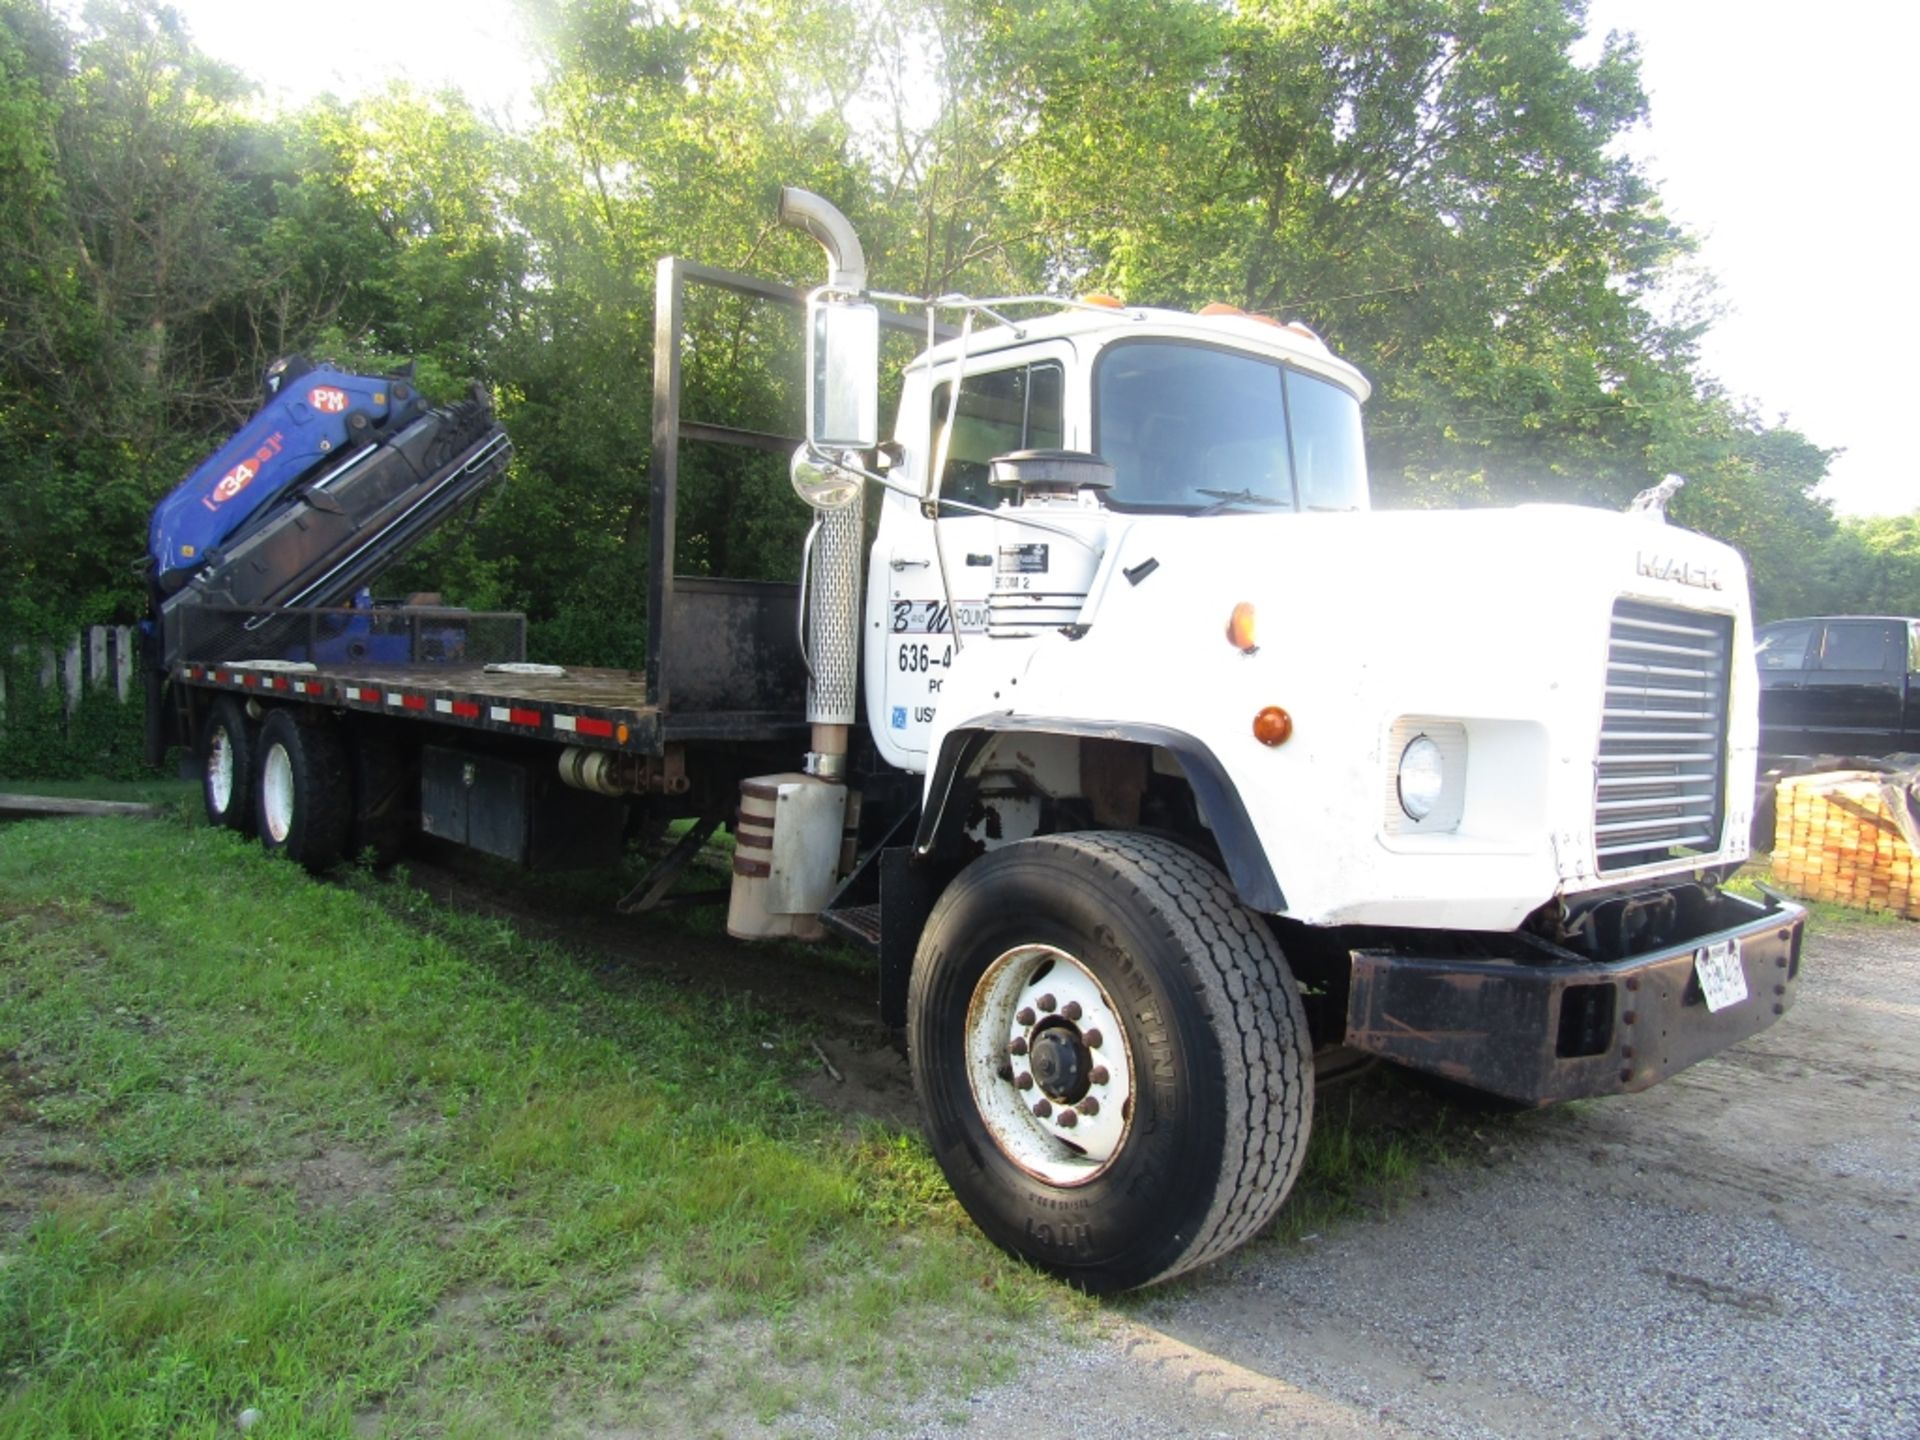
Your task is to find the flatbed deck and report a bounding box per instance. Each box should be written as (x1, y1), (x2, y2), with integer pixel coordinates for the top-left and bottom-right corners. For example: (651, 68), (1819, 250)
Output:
(174, 659), (804, 752)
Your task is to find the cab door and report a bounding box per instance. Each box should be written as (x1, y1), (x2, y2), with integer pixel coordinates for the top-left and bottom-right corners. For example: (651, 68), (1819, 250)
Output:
(876, 352), (1070, 766)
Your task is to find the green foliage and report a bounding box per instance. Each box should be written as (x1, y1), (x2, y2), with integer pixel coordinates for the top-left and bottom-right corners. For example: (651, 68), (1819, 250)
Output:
(0, 0), (1858, 656)
(0, 652), (150, 781)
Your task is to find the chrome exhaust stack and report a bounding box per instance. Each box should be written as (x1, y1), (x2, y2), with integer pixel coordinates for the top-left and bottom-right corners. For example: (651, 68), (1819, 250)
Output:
(778, 187), (874, 780)
(728, 188), (877, 941)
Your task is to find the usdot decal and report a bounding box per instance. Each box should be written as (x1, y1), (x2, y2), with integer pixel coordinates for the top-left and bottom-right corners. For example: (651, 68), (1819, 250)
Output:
(200, 432), (285, 511)
(308, 385), (349, 414)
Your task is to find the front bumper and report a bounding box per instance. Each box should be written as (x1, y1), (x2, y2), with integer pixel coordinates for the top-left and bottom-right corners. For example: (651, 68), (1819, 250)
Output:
(1343, 891), (1806, 1105)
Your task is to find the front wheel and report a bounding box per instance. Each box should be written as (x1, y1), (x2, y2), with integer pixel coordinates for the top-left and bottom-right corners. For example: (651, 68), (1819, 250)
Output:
(908, 831), (1312, 1292)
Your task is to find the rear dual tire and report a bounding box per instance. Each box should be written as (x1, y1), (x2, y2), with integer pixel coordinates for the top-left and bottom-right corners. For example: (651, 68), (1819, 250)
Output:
(255, 709), (352, 872)
(199, 697), (256, 834)
(909, 831), (1313, 1293)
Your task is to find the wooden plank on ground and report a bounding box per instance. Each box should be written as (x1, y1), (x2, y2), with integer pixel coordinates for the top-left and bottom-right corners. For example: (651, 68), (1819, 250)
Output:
(0, 794), (160, 819)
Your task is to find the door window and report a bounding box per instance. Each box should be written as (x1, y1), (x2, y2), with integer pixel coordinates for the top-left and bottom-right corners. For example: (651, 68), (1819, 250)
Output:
(1756, 623), (1816, 671)
(929, 364), (1064, 512)
(1817, 621), (1898, 672)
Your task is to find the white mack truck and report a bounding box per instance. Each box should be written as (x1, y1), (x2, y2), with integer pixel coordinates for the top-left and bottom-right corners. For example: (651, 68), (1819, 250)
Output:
(149, 188), (1804, 1291)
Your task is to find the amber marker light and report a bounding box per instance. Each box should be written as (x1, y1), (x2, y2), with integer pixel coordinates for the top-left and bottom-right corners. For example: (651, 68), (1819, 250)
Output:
(1226, 601), (1259, 654)
(616, 722), (630, 745)
(1253, 706), (1293, 747)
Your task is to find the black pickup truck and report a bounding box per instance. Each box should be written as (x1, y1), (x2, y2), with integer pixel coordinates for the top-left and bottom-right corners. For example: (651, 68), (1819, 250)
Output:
(1756, 615), (1920, 760)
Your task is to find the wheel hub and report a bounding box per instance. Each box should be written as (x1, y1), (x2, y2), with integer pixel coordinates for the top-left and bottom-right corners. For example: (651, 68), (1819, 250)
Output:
(208, 728), (233, 812)
(262, 743), (294, 844)
(964, 944), (1136, 1186)
(1029, 1023), (1090, 1104)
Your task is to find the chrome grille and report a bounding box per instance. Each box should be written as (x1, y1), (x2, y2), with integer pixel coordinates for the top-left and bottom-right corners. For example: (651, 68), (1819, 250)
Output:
(1594, 599), (1733, 873)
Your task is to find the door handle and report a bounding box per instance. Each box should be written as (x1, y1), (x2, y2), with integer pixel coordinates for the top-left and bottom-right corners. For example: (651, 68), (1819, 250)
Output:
(890, 557), (930, 571)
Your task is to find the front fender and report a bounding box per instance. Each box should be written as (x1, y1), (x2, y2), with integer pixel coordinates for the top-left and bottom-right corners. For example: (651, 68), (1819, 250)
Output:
(914, 714), (1287, 913)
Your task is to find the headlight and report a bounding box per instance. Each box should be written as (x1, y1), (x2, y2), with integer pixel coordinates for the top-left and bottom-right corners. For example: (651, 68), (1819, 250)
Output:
(1397, 735), (1446, 820)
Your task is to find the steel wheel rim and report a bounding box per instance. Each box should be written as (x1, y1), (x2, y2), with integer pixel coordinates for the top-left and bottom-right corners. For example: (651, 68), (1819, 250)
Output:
(262, 743), (294, 843)
(965, 943), (1135, 1186)
(208, 728), (234, 814)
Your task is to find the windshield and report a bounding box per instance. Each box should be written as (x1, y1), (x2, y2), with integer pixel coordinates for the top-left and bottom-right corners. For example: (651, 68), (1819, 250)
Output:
(1093, 340), (1368, 513)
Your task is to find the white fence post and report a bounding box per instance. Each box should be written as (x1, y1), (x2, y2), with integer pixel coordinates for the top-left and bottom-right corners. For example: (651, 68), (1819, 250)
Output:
(114, 626), (134, 702)
(61, 636), (82, 714)
(88, 626), (109, 690)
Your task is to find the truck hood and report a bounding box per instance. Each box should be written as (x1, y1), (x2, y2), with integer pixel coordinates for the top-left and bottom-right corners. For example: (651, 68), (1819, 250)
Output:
(938, 502), (1757, 928)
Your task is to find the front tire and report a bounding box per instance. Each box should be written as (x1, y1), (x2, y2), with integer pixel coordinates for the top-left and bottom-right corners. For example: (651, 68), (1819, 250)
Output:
(254, 709), (352, 872)
(199, 697), (255, 834)
(909, 831), (1312, 1292)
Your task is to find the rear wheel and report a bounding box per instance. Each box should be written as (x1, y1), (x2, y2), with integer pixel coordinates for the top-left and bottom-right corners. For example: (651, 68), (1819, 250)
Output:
(255, 709), (351, 872)
(909, 831), (1312, 1292)
(199, 697), (255, 834)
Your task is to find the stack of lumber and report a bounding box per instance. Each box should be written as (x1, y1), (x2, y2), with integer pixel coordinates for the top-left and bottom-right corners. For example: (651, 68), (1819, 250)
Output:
(1769, 772), (1920, 917)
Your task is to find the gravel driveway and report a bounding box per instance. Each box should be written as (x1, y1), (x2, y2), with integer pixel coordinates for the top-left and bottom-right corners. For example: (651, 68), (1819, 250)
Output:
(885, 918), (1920, 1440)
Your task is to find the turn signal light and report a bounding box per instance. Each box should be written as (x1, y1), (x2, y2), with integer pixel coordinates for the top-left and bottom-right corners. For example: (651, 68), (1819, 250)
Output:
(1253, 706), (1293, 747)
(1226, 602), (1258, 653)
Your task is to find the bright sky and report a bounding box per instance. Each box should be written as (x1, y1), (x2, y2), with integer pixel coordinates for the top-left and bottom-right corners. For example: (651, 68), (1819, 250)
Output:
(165, 0), (1913, 516)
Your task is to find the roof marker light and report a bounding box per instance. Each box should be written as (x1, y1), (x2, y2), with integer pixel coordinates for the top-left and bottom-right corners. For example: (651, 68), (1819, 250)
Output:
(1227, 602), (1259, 654)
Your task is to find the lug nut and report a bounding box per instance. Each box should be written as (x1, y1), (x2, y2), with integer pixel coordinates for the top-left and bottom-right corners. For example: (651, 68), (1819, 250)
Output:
(1090, 1065), (1110, 1086)
(1083, 1028), (1103, 1049)
(1038, 993), (1057, 1013)
(1079, 1096), (1100, 1116)
(1015, 1072), (1033, 1090)
(1057, 1108), (1078, 1128)
(1061, 1000), (1083, 1021)
(1009, 1035), (1029, 1056)
(1017, 1007), (1036, 1027)
(1033, 1099), (1052, 1118)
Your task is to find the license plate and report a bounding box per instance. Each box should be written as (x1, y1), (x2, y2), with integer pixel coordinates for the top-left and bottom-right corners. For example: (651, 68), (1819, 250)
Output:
(1694, 938), (1749, 1013)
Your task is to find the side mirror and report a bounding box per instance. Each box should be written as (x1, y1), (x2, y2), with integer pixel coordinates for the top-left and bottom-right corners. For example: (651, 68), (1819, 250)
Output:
(806, 298), (879, 451)
(790, 444), (861, 511)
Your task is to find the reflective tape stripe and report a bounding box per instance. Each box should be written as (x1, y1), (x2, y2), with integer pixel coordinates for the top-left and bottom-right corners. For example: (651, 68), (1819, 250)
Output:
(452, 700), (481, 719)
(508, 707), (540, 727)
(575, 716), (614, 738)
(401, 694), (427, 711)
(552, 714), (578, 733)
(434, 699), (453, 715)
(489, 706), (512, 722)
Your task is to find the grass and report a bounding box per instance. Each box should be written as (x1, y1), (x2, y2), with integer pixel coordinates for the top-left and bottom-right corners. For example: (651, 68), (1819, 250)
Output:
(0, 815), (1071, 1439)
(0, 807), (1524, 1437)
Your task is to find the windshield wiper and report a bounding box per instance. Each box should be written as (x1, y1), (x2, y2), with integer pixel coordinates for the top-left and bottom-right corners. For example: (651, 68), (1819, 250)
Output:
(1195, 487), (1292, 516)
